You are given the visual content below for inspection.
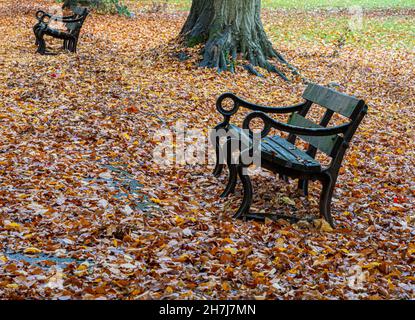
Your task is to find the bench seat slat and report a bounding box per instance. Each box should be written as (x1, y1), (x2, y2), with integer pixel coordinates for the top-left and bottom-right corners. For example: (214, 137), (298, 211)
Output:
(226, 125), (321, 172)
(262, 135), (321, 173)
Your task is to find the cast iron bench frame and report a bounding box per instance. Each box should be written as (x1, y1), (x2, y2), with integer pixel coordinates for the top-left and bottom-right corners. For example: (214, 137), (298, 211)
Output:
(33, 7), (89, 55)
(213, 83), (368, 227)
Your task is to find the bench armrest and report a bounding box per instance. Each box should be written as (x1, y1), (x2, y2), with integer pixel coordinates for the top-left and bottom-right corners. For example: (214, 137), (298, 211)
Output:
(242, 111), (350, 137)
(36, 10), (78, 23)
(216, 93), (306, 126)
(62, 15), (86, 24)
(36, 10), (47, 20)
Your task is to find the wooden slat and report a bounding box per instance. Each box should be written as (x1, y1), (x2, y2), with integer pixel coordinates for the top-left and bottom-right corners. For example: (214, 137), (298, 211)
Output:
(67, 22), (79, 31)
(302, 83), (363, 118)
(268, 136), (320, 168)
(66, 8), (87, 32)
(287, 101), (312, 144)
(306, 109), (334, 157)
(262, 136), (321, 172)
(263, 139), (299, 166)
(288, 113), (341, 156)
(72, 7), (86, 15)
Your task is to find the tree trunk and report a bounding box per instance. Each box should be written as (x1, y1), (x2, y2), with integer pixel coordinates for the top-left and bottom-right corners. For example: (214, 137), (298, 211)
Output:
(180, 0), (295, 79)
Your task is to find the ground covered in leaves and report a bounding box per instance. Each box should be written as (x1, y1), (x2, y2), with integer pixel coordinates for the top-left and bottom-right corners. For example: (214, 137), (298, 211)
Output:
(0, 0), (414, 299)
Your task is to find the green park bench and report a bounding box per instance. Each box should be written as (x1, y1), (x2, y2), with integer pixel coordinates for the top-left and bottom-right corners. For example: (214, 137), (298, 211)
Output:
(33, 7), (89, 55)
(213, 83), (368, 227)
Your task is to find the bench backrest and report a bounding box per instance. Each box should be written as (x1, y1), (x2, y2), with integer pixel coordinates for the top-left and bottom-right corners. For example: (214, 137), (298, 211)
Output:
(287, 83), (367, 160)
(65, 7), (88, 35)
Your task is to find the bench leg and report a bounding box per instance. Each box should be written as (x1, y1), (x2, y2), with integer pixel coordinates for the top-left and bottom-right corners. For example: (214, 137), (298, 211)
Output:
(213, 164), (224, 177)
(33, 26), (39, 45)
(72, 39), (78, 53)
(36, 31), (46, 55)
(212, 141), (224, 177)
(320, 176), (335, 227)
(211, 125), (226, 177)
(220, 138), (238, 197)
(67, 40), (72, 52)
(234, 166), (253, 219)
(221, 164), (237, 198)
(298, 179), (309, 196)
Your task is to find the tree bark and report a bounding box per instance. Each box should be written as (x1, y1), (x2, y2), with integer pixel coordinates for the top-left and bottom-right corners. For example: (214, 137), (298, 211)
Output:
(180, 0), (295, 79)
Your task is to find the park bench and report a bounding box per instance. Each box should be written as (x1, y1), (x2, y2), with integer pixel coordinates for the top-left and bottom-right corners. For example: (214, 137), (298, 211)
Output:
(213, 83), (368, 227)
(33, 7), (89, 55)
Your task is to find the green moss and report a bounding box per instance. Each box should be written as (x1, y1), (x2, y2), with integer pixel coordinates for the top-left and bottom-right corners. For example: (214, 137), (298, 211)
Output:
(186, 35), (207, 47)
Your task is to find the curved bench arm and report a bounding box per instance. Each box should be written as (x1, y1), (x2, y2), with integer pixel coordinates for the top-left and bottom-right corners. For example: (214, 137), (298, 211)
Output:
(60, 16), (86, 24)
(36, 11), (78, 24)
(216, 93), (306, 127)
(36, 10), (47, 20)
(242, 111), (351, 138)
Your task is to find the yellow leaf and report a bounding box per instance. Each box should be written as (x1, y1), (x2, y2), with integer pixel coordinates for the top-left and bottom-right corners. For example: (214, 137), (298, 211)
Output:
(123, 133), (131, 140)
(314, 219), (334, 232)
(5, 222), (22, 231)
(175, 254), (190, 262)
(281, 196), (295, 206)
(222, 281), (231, 291)
(253, 271), (265, 278)
(6, 284), (19, 289)
(77, 264), (88, 271)
(150, 197), (162, 204)
(222, 238), (234, 244)
(223, 247), (238, 255)
(288, 267), (299, 274)
(24, 247), (41, 254)
(275, 237), (285, 250)
(362, 262), (381, 270)
(75, 263), (89, 276)
(174, 215), (185, 225)
(131, 289), (142, 295)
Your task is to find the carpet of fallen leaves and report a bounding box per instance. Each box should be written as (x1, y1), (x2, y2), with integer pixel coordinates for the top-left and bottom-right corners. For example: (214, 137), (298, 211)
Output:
(0, 0), (414, 300)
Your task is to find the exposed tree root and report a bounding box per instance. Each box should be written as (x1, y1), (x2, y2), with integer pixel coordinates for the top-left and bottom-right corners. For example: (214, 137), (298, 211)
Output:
(244, 64), (264, 78)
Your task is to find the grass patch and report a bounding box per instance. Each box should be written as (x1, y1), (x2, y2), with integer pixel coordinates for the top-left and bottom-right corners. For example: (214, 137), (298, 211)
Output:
(266, 14), (415, 49)
(144, 0), (415, 10)
(262, 0), (415, 9)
